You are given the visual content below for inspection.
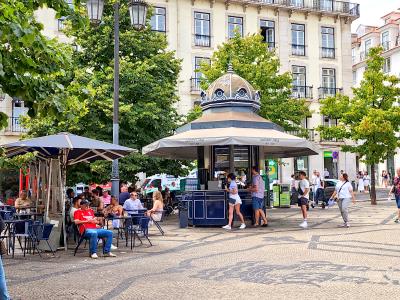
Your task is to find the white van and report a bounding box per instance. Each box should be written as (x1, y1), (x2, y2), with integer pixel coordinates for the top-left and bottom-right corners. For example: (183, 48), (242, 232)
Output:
(142, 174), (180, 195)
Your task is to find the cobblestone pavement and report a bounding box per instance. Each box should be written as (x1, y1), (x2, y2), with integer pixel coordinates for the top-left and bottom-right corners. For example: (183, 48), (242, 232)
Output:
(4, 200), (400, 300)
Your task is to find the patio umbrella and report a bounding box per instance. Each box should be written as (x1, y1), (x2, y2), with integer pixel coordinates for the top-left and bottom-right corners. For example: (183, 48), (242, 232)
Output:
(1, 132), (136, 250)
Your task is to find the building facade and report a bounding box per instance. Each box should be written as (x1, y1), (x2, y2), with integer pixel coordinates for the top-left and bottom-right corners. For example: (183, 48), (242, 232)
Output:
(1, 0), (360, 182)
(352, 9), (400, 182)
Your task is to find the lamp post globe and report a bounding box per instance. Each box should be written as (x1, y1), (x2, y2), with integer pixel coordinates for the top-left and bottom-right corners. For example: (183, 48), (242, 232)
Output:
(128, 0), (148, 30)
(86, 0), (105, 24)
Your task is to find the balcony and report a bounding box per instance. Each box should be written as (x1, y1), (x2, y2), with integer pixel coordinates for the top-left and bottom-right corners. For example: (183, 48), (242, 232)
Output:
(194, 34), (211, 47)
(291, 86), (313, 99)
(3, 117), (27, 133)
(287, 129), (315, 141)
(318, 87), (343, 99)
(244, 0), (360, 18)
(321, 47), (335, 59)
(190, 77), (202, 92)
(291, 44), (305, 56)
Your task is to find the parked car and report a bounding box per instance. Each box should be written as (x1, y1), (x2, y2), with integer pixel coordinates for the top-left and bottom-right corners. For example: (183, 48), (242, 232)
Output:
(310, 179), (339, 205)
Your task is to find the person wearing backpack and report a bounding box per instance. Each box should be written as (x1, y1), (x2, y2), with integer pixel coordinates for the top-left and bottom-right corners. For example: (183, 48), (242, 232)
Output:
(329, 173), (356, 228)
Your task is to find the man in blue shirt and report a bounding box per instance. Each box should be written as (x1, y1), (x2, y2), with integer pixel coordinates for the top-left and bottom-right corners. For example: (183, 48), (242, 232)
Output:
(118, 185), (131, 205)
(123, 192), (144, 214)
(248, 166), (268, 227)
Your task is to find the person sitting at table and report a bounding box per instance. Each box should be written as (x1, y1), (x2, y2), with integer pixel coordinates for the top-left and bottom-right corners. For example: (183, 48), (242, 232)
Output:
(102, 190), (111, 206)
(74, 200), (116, 259)
(90, 190), (104, 213)
(15, 190), (33, 212)
(103, 196), (123, 229)
(123, 192), (144, 215)
(69, 197), (81, 222)
(146, 190), (164, 222)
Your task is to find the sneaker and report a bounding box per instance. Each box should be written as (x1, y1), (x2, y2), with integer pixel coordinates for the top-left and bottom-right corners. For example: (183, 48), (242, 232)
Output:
(91, 253), (98, 259)
(345, 223), (350, 228)
(338, 223), (347, 228)
(110, 244), (118, 250)
(222, 225), (231, 230)
(239, 223), (246, 230)
(104, 252), (117, 257)
(394, 218), (399, 223)
(299, 221), (308, 229)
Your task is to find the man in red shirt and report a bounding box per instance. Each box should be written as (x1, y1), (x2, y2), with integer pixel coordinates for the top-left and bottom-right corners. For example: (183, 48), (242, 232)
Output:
(74, 200), (116, 259)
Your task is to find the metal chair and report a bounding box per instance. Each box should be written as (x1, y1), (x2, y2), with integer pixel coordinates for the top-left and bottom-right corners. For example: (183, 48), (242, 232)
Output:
(11, 219), (33, 257)
(73, 226), (102, 256)
(150, 210), (165, 236)
(137, 217), (152, 247)
(30, 223), (55, 258)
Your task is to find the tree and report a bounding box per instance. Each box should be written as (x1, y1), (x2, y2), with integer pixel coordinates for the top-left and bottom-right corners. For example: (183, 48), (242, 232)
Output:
(0, 0), (82, 129)
(199, 34), (310, 133)
(25, 3), (188, 184)
(318, 47), (400, 204)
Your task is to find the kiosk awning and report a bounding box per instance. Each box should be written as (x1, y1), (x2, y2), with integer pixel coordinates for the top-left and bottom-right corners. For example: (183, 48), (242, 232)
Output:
(143, 127), (319, 160)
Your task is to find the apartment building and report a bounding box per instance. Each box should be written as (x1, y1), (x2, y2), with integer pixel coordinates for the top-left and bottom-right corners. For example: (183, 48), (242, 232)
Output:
(1, 0), (360, 181)
(352, 9), (400, 180)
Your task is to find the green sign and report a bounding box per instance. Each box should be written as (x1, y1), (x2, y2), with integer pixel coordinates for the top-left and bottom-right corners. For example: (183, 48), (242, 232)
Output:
(266, 160), (278, 181)
(324, 151), (333, 158)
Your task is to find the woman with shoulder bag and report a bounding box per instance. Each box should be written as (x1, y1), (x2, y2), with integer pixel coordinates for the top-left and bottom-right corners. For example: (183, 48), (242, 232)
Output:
(329, 173), (356, 228)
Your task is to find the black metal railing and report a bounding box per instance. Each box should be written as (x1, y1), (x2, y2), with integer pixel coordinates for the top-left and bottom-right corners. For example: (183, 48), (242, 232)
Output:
(194, 34), (211, 47)
(321, 47), (335, 58)
(287, 129), (315, 141)
(320, 136), (344, 142)
(318, 87), (343, 99)
(292, 86), (313, 99)
(250, 0), (360, 17)
(190, 77), (202, 92)
(291, 44), (305, 56)
(4, 117), (27, 133)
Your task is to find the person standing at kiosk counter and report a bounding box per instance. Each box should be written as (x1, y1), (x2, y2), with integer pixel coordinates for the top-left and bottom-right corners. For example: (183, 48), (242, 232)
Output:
(248, 166), (268, 227)
(222, 173), (246, 230)
(298, 171), (310, 229)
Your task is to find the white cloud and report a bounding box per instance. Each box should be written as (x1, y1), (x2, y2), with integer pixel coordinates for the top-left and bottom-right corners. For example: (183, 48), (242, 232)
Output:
(352, 0), (399, 31)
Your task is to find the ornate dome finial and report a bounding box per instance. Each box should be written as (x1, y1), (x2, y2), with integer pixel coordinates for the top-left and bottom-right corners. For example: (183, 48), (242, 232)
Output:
(227, 63), (234, 73)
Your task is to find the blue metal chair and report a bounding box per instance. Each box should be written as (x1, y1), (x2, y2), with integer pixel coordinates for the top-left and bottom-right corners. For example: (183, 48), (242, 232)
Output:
(150, 210), (165, 236)
(73, 226), (101, 256)
(30, 223), (55, 258)
(137, 217), (152, 247)
(12, 219), (33, 257)
(0, 210), (14, 221)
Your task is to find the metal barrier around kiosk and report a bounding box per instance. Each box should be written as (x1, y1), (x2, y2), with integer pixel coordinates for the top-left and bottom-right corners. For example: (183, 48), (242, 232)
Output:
(179, 190), (254, 226)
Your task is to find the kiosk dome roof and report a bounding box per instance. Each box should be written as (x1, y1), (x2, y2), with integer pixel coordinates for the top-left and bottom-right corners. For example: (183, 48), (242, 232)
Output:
(200, 65), (260, 111)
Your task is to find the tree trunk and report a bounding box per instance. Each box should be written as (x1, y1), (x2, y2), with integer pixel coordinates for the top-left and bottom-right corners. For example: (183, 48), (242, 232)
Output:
(370, 164), (377, 205)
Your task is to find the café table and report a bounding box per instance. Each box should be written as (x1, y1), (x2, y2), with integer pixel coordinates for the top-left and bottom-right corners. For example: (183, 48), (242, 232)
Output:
(105, 214), (145, 249)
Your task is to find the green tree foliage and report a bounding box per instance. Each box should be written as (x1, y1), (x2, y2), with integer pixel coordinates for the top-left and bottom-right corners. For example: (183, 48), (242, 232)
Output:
(318, 47), (400, 204)
(25, 3), (187, 184)
(186, 104), (202, 123)
(0, 0), (82, 128)
(198, 34), (310, 133)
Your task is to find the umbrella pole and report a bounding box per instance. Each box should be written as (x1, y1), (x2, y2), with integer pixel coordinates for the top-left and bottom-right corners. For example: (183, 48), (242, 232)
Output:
(45, 159), (52, 222)
(60, 150), (69, 252)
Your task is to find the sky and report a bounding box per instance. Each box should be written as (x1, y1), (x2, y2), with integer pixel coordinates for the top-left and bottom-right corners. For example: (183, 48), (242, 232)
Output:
(351, 0), (400, 31)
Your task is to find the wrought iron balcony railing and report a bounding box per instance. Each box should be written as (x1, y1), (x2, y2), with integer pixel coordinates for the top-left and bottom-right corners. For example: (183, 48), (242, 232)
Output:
(4, 117), (27, 133)
(194, 34), (211, 47)
(321, 47), (335, 59)
(190, 77), (202, 92)
(292, 86), (313, 99)
(246, 0), (360, 17)
(318, 87), (343, 99)
(287, 129), (315, 141)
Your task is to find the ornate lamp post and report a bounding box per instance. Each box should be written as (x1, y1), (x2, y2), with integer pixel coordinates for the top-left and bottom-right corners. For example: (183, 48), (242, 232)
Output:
(86, 0), (148, 197)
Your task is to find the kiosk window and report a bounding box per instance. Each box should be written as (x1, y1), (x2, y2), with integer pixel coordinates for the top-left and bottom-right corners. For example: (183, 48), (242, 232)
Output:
(214, 146), (230, 174)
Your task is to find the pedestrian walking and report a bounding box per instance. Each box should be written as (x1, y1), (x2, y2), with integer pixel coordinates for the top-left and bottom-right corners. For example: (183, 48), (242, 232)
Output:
(0, 215), (10, 299)
(357, 171), (364, 193)
(248, 166), (268, 227)
(329, 173), (356, 228)
(222, 173), (246, 230)
(382, 170), (389, 188)
(297, 171), (310, 229)
(389, 168), (400, 223)
(363, 172), (370, 193)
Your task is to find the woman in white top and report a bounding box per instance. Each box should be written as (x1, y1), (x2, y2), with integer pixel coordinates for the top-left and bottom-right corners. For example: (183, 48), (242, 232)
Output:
(363, 172), (371, 193)
(357, 171), (364, 193)
(222, 173), (246, 230)
(147, 191), (164, 222)
(330, 173), (356, 228)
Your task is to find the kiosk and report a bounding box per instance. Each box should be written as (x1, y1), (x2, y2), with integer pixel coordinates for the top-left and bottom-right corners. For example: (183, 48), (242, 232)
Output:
(143, 66), (318, 226)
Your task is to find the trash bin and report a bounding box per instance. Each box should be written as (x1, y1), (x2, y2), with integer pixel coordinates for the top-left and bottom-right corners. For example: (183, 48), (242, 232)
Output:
(178, 202), (188, 228)
(279, 184), (291, 208)
(272, 184), (280, 207)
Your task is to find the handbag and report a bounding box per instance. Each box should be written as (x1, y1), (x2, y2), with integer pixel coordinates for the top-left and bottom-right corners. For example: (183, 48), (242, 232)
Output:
(329, 181), (348, 206)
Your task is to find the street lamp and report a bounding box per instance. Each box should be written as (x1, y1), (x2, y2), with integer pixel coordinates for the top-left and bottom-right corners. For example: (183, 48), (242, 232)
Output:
(85, 0), (148, 197)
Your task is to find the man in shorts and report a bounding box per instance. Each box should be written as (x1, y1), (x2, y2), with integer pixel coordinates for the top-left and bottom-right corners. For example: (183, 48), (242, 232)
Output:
(298, 171), (310, 229)
(249, 166), (268, 227)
